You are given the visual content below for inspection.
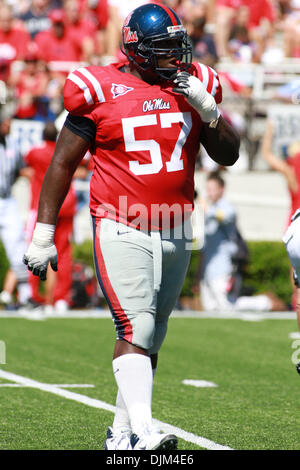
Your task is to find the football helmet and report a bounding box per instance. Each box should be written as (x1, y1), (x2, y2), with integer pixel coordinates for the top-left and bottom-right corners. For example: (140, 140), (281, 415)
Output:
(121, 3), (192, 81)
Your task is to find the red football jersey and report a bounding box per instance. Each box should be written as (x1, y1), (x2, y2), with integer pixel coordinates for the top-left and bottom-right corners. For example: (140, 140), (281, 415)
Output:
(25, 141), (77, 218)
(35, 29), (80, 62)
(0, 27), (31, 60)
(287, 153), (300, 221)
(216, 0), (275, 29)
(63, 61), (222, 230)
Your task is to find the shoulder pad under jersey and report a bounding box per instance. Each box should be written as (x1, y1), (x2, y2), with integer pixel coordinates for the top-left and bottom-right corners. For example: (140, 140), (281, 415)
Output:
(63, 66), (106, 115)
(189, 62), (222, 104)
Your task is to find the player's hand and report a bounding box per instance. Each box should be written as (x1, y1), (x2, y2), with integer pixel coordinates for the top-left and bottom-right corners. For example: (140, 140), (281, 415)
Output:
(23, 223), (58, 281)
(172, 71), (220, 123)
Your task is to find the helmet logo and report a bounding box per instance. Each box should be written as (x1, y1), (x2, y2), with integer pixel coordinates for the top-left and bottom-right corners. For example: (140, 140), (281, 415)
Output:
(111, 83), (134, 99)
(167, 25), (185, 33)
(123, 26), (138, 44)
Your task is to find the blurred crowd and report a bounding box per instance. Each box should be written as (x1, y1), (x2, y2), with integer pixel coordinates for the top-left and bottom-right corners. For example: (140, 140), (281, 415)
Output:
(0, 0), (300, 121)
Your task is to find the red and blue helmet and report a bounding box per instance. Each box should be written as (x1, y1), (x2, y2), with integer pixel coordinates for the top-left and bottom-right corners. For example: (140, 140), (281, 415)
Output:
(121, 3), (192, 81)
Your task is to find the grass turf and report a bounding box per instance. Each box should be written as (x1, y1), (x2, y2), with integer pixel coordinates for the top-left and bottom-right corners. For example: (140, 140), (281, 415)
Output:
(0, 316), (299, 450)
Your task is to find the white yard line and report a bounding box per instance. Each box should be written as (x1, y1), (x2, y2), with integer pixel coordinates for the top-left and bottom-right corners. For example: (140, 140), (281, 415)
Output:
(0, 369), (233, 451)
(0, 383), (95, 388)
(182, 379), (218, 388)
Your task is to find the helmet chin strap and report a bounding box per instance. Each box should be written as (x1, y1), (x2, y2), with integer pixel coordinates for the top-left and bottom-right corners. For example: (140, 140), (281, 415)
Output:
(124, 51), (181, 84)
(125, 56), (164, 84)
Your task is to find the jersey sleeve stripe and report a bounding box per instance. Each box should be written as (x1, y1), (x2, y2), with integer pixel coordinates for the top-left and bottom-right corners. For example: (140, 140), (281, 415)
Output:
(67, 72), (94, 105)
(199, 64), (209, 89)
(77, 67), (106, 103)
(206, 67), (216, 94)
(211, 75), (219, 97)
(208, 66), (220, 96)
(194, 62), (203, 82)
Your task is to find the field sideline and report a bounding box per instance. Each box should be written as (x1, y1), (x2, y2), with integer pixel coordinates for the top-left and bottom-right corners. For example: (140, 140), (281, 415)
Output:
(0, 313), (299, 450)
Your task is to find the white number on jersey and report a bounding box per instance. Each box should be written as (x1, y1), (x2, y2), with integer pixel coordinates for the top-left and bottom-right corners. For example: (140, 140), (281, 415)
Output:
(122, 112), (192, 176)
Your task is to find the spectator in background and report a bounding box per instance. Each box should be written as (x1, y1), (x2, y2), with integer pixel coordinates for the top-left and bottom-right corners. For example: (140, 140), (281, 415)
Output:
(283, 1), (300, 57)
(197, 172), (238, 311)
(9, 48), (53, 120)
(78, 0), (111, 58)
(0, 108), (32, 308)
(214, 0), (276, 58)
(35, 9), (80, 62)
(22, 122), (77, 312)
(261, 113), (300, 222)
(64, 0), (95, 61)
(214, 0), (243, 57)
(107, 0), (151, 60)
(228, 24), (260, 63)
(0, 4), (31, 61)
(189, 16), (218, 67)
(19, 0), (52, 39)
(196, 172), (280, 311)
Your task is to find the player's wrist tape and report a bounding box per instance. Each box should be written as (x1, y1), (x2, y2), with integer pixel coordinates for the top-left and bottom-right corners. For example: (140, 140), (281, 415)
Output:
(32, 223), (56, 248)
(173, 73), (220, 123)
(188, 86), (220, 123)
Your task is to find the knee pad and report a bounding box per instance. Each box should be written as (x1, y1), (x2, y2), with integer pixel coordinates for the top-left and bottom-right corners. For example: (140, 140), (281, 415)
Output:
(115, 310), (156, 351)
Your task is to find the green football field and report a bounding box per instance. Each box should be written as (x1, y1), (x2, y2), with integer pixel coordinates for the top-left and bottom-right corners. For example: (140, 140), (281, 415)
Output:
(0, 313), (300, 450)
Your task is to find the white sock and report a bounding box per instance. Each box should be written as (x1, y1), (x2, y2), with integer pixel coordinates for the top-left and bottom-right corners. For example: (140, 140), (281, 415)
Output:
(113, 367), (157, 433)
(113, 354), (153, 436)
(113, 389), (131, 433)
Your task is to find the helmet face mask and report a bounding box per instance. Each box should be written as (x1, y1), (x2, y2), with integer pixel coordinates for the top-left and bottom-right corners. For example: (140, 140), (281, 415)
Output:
(121, 4), (192, 81)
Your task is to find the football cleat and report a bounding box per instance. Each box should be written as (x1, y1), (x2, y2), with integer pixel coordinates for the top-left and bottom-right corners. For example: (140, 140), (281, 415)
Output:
(296, 362), (300, 375)
(131, 429), (178, 450)
(104, 426), (132, 450)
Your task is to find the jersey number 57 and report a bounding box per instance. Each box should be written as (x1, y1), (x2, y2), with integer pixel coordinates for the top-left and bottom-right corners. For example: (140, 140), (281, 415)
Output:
(122, 112), (192, 176)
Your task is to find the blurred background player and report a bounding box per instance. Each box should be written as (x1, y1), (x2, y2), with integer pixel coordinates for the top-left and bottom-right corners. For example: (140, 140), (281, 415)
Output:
(283, 207), (300, 375)
(22, 122), (77, 312)
(23, 2), (239, 451)
(0, 107), (31, 308)
(283, 208), (300, 331)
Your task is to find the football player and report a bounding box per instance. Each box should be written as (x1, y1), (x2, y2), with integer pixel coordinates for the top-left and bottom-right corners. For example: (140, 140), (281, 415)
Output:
(283, 209), (300, 336)
(23, 3), (240, 450)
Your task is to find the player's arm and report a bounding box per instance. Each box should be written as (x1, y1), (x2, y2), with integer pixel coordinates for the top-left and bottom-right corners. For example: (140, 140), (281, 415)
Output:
(172, 71), (239, 166)
(199, 117), (240, 166)
(23, 119), (93, 280)
(262, 120), (298, 193)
